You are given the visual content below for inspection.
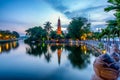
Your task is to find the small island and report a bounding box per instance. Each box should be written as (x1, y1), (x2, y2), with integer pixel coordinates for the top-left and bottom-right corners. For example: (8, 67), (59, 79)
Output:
(0, 30), (20, 43)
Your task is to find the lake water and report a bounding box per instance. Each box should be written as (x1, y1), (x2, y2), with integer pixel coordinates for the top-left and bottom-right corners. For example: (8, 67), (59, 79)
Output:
(0, 40), (101, 80)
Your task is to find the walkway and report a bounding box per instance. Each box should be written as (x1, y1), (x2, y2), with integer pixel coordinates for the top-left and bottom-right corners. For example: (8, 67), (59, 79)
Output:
(83, 40), (119, 54)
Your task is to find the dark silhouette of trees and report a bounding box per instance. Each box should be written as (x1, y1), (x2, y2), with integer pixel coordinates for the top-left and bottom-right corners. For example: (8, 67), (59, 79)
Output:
(67, 17), (91, 40)
(0, 30), (20, 40)
(25, 26), (47, 43)
(44, 21), (53, 40)
(65, 45), (91, 69)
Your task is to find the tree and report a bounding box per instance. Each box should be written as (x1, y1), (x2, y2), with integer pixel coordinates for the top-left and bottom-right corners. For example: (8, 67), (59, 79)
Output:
(25, 26), (47, 42)
(68, 17), (90, 40)
(105, 0), (120, 42)
(92, 32), (100, 40)
(12, 31), (20, 38)
(44, 21), (53, 40)
(50, 31), (57, 39)
(0, 30), (19, 40)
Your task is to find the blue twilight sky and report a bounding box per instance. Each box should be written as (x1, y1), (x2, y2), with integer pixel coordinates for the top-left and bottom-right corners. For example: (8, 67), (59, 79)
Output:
(0, 0), (115, 35)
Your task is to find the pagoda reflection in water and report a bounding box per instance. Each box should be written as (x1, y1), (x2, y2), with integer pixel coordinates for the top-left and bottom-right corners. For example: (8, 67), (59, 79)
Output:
(26, 43), (96, 68)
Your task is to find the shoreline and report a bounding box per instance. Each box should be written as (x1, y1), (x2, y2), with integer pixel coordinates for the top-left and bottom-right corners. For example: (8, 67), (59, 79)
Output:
(0, 39), (19, 43)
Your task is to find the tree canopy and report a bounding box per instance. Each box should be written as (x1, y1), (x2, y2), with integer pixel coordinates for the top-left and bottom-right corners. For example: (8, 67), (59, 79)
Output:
(25, 26), (47, 42)
(68, 17), (91, 40)
(0, 30), (20, 40)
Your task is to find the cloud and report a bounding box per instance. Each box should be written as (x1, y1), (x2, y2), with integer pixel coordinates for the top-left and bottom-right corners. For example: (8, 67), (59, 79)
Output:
(44, 0), (68, 13)
(64, 5), (107, 19)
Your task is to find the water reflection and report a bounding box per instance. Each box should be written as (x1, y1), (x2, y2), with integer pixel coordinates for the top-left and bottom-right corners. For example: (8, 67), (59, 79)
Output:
(26, 43), (63, 63)
(0, 42), (101, 80)
(0, 41), (19, 53)
(26, 43), (47, 57)
(26, 43), (98, 69)
(65, 45), (91, 69)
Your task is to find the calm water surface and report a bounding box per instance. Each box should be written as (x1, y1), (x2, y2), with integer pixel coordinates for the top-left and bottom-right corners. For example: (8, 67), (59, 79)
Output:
(0, 40), (101, 80)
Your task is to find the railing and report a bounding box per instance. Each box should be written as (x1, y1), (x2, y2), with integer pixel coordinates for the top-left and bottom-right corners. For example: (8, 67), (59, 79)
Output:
(83, 40), (120, 54)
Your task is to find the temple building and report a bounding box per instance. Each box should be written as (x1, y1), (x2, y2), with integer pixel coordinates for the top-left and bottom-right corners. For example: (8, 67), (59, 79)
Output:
(57, 18), (62, 35)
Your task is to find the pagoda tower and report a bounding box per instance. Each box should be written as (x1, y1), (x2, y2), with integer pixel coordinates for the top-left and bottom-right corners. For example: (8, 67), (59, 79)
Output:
(57, 18), (62, 35)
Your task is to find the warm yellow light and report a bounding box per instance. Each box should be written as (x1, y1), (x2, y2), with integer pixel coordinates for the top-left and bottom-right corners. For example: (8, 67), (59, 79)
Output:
(102, 49), (106, 54)
(6, 35), (9, 38)
(83, 45), (87, 54)
(0, 34), (2, 37)
(0, 45), (2, 53)
(88, 32), (92, 36)
(6, 43), (9, 50)
(84, 50), (87, 54)
(81, 34), (87, 40)
(10, 42), (12, 48)
(13, 42), (16, 47)
(56, 43), (59, 46)
(81, 45), (87, 54)
(76, 41), (79, 46)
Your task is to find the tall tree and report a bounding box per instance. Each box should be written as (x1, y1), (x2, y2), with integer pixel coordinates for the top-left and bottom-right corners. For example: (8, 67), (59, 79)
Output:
(25, 26), (47, 42)
(44, 21), (52, 40)
(68, 17), (90, 40)
(105, 0), (120, 42)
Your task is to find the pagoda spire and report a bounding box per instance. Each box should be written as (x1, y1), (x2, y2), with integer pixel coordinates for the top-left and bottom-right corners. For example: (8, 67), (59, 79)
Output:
(57, 17), (62, 35)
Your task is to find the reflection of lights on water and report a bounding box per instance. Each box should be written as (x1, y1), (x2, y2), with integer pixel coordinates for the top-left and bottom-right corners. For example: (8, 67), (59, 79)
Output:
(13, 42), (16, 47)
(6, 43), (9, 50)
(76, 41), (79, 46)
(56, 43), (59, 46)
(10, 42), (12, 48)
(33, 45), (36, 49)
(70, 42), (73, 46)
(84, 50), (87, 54)
(42, 43), (45, 47)
(0, 45), (2, 53)
(81, 45), (87, 54)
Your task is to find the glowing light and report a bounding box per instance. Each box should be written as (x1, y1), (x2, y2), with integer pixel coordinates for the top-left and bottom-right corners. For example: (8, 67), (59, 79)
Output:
(81, 34), (87, 40)
(42, 43), (45, 47)
(81, 45), (87, 54)
(5, 35), (9, 40)
(13, 42), (16, 48)
(84, 50), (87, 54)
(102, 49), (106, 54)
(0, 45), (2, 53)
(6, 43), (9, 50)
(0, 34), (2, 37)
(88, 32), (92, 36)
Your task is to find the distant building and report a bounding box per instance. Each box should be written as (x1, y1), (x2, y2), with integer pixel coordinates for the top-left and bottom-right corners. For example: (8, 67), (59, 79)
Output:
(57, 18), (62, 35)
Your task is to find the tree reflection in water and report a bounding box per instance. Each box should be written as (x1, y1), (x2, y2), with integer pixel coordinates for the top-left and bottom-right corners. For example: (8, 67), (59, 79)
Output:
(26, 43), (47, 57)
(26, 43), (98, 69)
(65, 45), (91, 69)
(0, 41), (19, 53)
